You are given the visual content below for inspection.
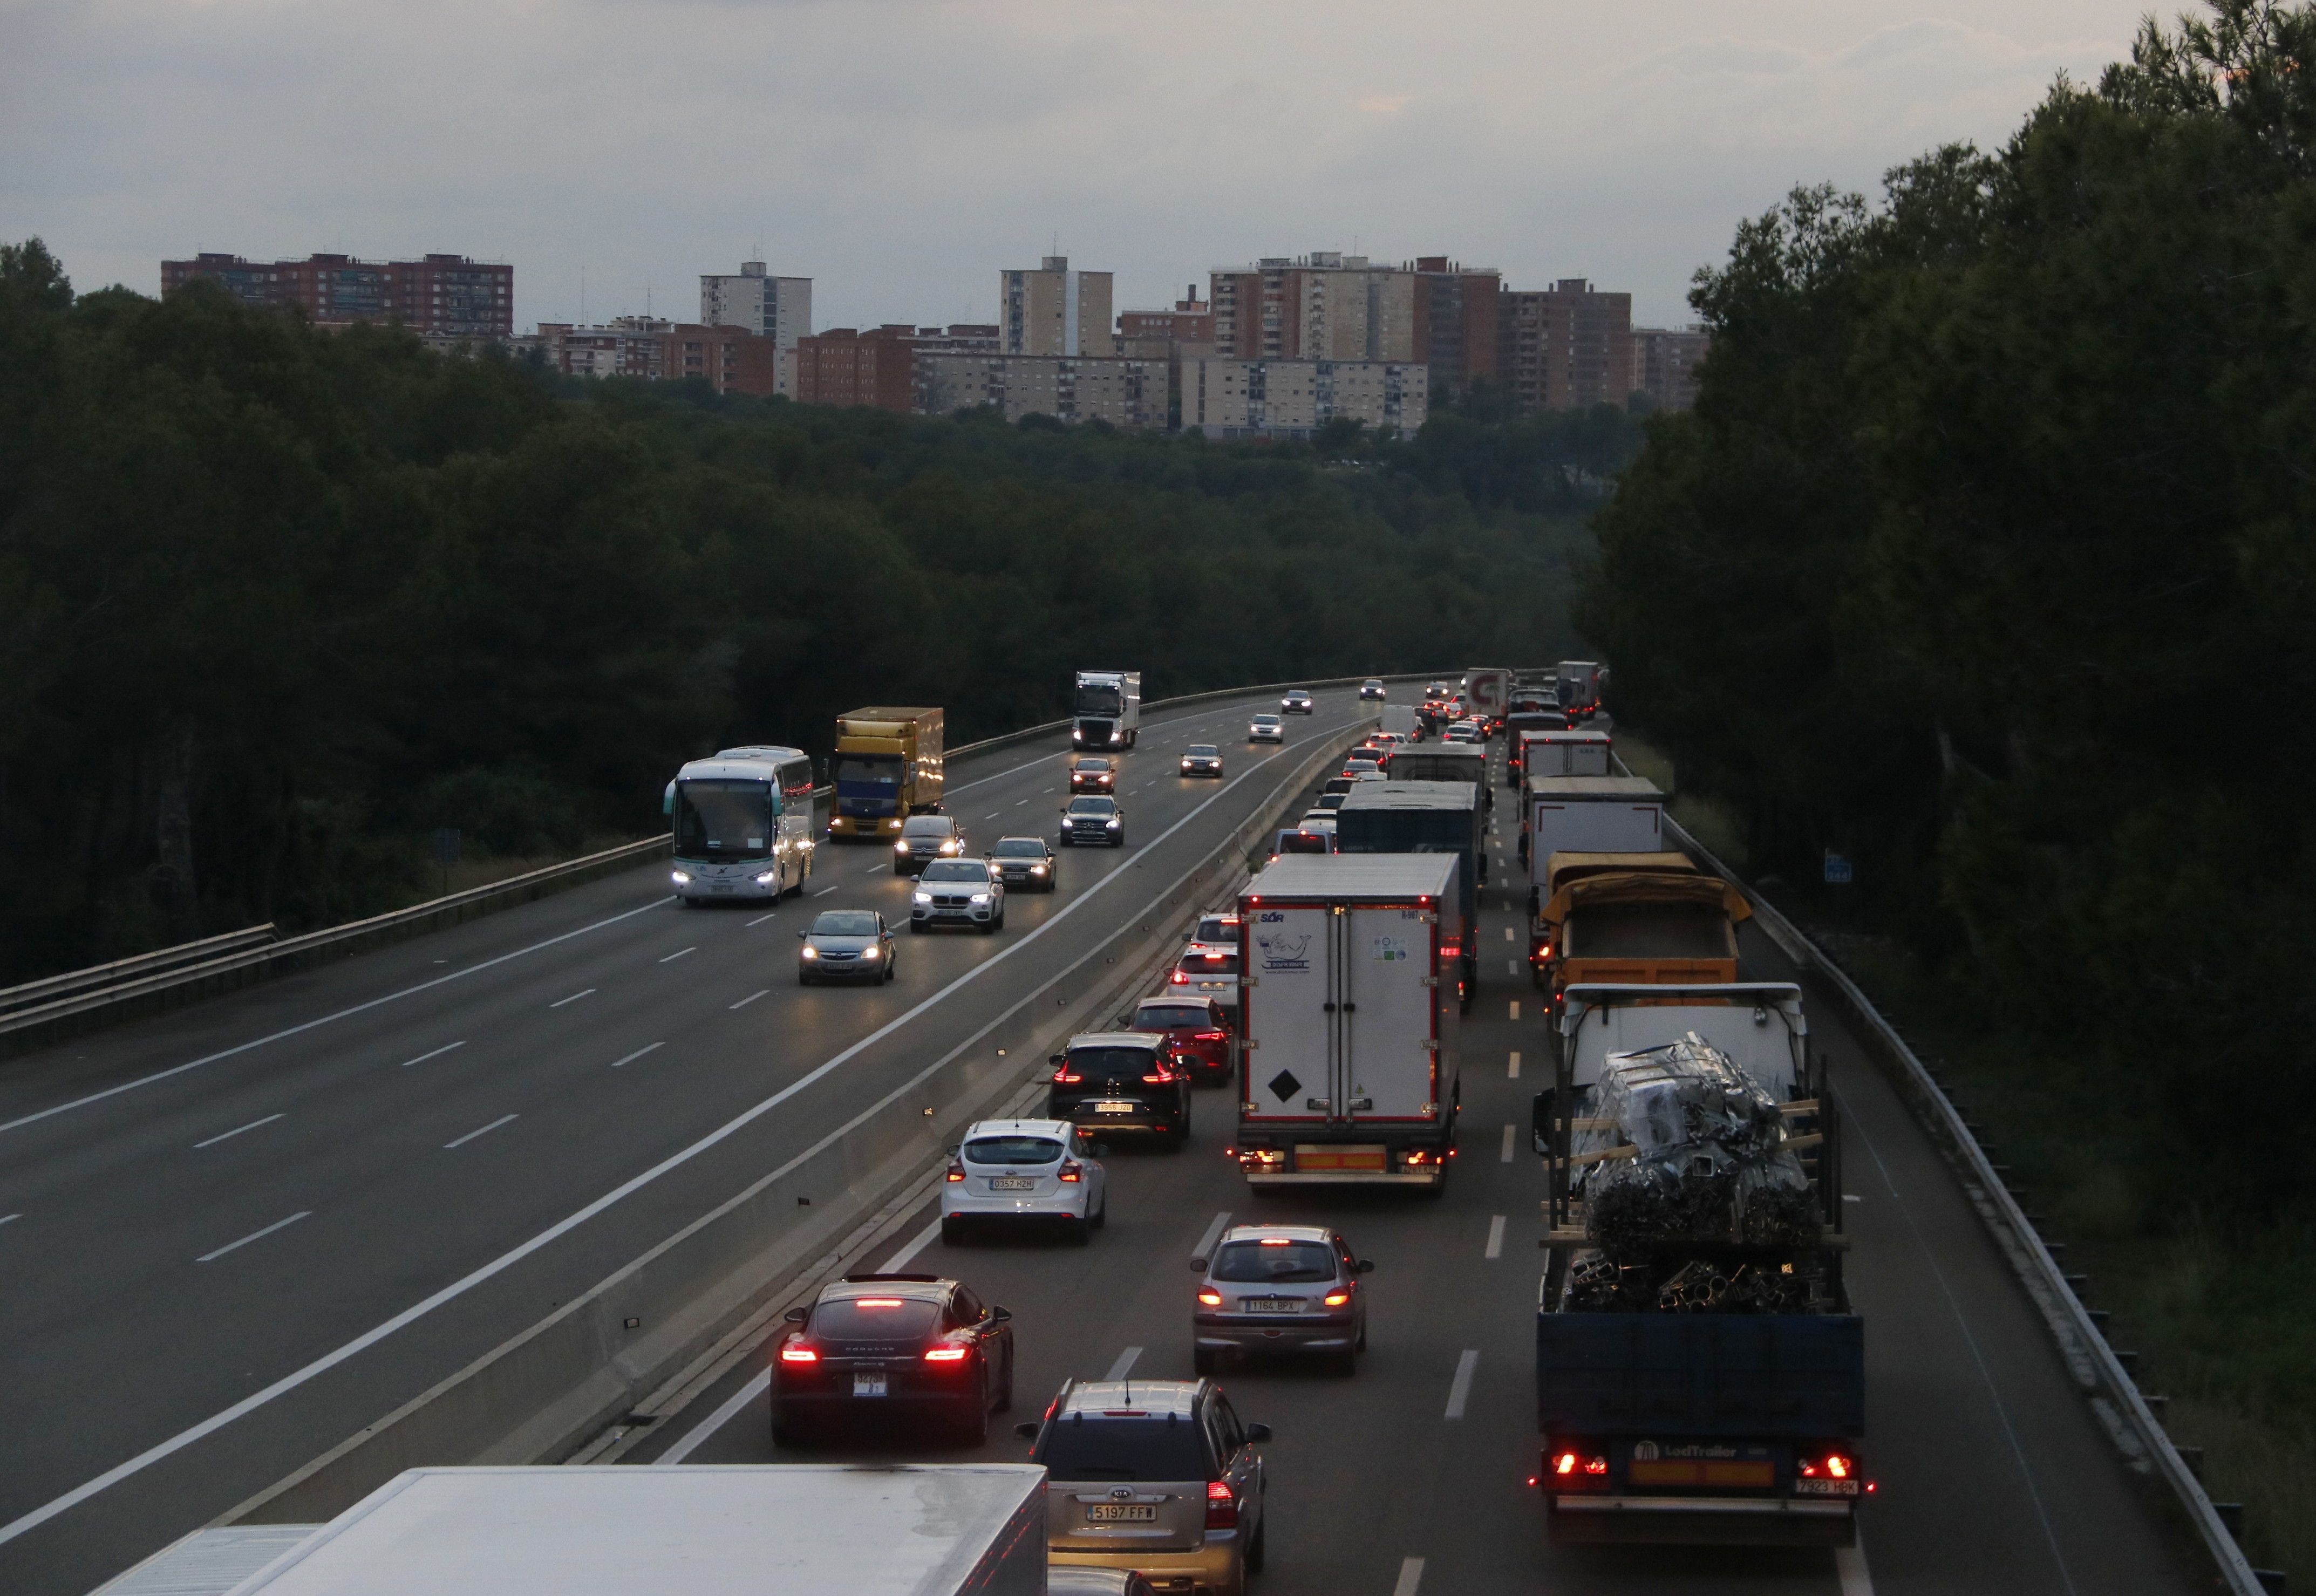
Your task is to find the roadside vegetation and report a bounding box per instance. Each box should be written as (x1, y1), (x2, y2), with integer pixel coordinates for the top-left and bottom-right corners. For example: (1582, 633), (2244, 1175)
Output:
(1579, 2), (2316, 1573)
(0, 243), (1628, 981)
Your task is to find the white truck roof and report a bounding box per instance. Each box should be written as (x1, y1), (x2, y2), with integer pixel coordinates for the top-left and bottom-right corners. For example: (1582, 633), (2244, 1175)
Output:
(154, 1466), (1047, 1596)
(1525, 775), (1663, 801)
(1246, 852), (1460, 902)
(1334, 780), (1479, 811)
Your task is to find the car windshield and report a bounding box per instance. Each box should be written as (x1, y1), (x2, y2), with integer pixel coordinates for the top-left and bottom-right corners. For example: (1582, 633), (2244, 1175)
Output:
(1186, 745), (1218, 757)
(1036, 1416), (1211, 1482)
(1211, 1239), (1337, 1283)
(1286, 692), (1308, 700)
(1135, 1005), (1213, 1029)
(1065, 1046), (1159, 1078)
(1074, 758), (1109, 771)
(992, 839), (1045, 857)
(809, 1297), (943, 1340)
(963, 1135), (1064, 1165)
(1251, 716), (1279, 726)
(902, 817), (951, 837)
(919, 861), (987, 883)
(1067, 797), (1116, 815)
(810, 911), (878, 936)
(1181, 950), (1240, 975)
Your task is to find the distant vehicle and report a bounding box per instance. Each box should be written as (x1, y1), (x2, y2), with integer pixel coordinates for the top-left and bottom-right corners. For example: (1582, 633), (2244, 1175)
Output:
(1280, 689), (1315, 715)
(772, 1273), (1015, 1445)
(911, 858), (1004, 933)
(1341, 754), (1384, 778)
(1123, 993), (1238, 1086)
(1334, 780), (1485, 1002)
(1313, 792), (1347, 811)
(1523, 776), (1667, 896)
(828, 707), (944, 843)
(1071, 755), (1118, 794)
(894, 813), (964, 876)
(1184, 911), (1240, 962)
(1442, 723), (1481, 745)
(1074, 670), (1143, 749)
(943, 1119), (1106, 1244)
(1298, 811), (1338, 834)
(1248, 714), (1284, 743)
(665, 746), (818, 904)
(1359, 679), (1387, 701)
(1047, 1031), (1190, 1147)
(1269, 827), (1336, 862)
(988, 835), (1057, 892)
(1461, 667), (1514, 728)
(1193, 1224), (1373, 1375)
(1020, 1379), (1271, 1595)
(798, 909), (895, 985)
(1320, 775), (1358, 798)
(1555, 659), (1607, 719)
(1170, 942), (1241, 1018)
(1180, 743), (1224, 777)
(1379, 702), (1419, 739)
(1060, 795), (1125, 847)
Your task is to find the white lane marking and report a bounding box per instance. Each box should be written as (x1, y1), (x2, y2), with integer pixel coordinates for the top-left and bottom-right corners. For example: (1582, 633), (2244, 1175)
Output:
(1485, 1216), (1506, 1259)
(1499, 1124), (1515, 1163)
(862, 862), (886, 874)
(1443, 1349), (1479, 1418)
(1507, 1050), (1521, 1080)
(0, 898), (669, 1136)
(1104, 1346), (1144, 1382)
(745, 912), (780, 927)
(1190, 1211), (1233, 1265)
(549, 988), (596, 1008)
(1013, 798), (1028, 806)
(658, 946), (697, 964)
(1844, 1193), (1865, 1203)
(1507, 959), (1518, 976)
(196, 1211), (311, 1263)
(985, 811), (1001, 819)
(0, 738), (1309, 1549)
(1043, 786), (1056, 793)
(0, 1214), (20, 1227)
(655, 1369), (769, 1467)
(1502, 926), (1514, 942)
(609, 1043), (664, 1068)
(444, 1114), (516, 1149)
(194, 1114), (284, 1149)
(1508, 1000), (1520, 1020)
(814, 884), (841, 896)
(878, 1216), (945, 1273)
(728, 990), (769, 1011)
(1837, 1537), (1876, 1595)
(398, 1041), (466, 1069)
(1393, 1557), (1426, 1596)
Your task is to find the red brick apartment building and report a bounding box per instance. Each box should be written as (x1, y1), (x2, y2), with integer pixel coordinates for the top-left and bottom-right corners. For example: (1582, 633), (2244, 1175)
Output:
(160, 253), (513, 340)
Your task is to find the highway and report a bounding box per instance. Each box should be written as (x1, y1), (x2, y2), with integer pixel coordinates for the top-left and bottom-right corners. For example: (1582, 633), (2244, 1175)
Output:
(2, 688), (2208, 1595)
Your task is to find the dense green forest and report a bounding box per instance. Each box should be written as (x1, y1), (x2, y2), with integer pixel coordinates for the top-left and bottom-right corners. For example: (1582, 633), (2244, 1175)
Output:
(0, 245), (1622, 981)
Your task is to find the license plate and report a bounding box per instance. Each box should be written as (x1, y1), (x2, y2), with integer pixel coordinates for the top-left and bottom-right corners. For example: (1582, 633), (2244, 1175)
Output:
(853, 1373), (887, 1398)
(711, 885), (734, 894)
(1085, 1504), (1156, 1523)
(1093, 1101), (1137, 1115)
(1794, 1478), (1861, 1497)
(989, 1177), (1035, 1191)
(1244, 1299), (1302, 1314)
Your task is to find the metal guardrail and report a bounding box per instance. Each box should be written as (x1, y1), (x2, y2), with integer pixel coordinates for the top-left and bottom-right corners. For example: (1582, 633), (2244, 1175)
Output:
(1655, 808), (2274, 1596)
(0, 925), (276, 1015)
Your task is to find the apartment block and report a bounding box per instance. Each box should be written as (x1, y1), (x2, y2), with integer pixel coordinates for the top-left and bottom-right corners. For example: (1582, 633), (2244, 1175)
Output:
(700, 261), (811, 348)
(918, 354), (1167, 429)
(1496, 279), (1634, 412)
(792, 325), (921, 412)
(1631, 325), (1709, 411)
(535, 318), (778, 395)
(1181, 357), (1428, 440)
(1001, 256), (1114, 357)
(160, 251), (513, 340)
(1408, 257), (1500, 399)
(1209, 254), (1414, 364)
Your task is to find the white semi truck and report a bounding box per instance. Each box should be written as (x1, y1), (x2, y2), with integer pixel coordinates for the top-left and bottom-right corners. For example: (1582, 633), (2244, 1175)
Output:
(1072, 670), (1142, 749)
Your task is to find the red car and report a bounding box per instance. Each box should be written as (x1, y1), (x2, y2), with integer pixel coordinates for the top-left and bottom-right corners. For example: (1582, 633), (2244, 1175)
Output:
(1122, 994), (1238, 1086)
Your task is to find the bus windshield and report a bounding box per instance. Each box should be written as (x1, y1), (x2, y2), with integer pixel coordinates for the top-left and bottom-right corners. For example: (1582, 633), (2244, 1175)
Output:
(833, 754), (904, 818)
(675, 780), (774, 861)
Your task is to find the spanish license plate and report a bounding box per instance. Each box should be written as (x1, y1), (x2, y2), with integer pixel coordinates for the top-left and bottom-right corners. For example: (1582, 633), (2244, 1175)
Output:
(1085, 1504), (1156, 1523)
(1093, 1101), (1137, 1115)
(711, 885), (734, 894)
(852, 1372), (887, 1398)
(1794, 1478), (1861, 1497)
(989, 1177), (1034, 1191)
(1244, 1299), (1302, 1314)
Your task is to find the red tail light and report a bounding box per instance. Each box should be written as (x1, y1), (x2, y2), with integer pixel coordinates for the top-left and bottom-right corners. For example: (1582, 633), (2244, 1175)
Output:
(1204, 1479), (1238, 1529)
(1800, 1452), (1857, 1479)
(945, 1162), (965, 1182)
(1142, 1069), (1175, 1084)
(1058, 1160), (1083, 1183)
(1323, 1289), (1351, 1306)
(1052, 1067), (1082, 1083)
(1195, 1030), (1227, 1041)
(923, 1345), (970, 1363)
(1198, 1289), (1223, 1306)
(779, 1343), (819, 1363)
(1169, 970), (1188, 985)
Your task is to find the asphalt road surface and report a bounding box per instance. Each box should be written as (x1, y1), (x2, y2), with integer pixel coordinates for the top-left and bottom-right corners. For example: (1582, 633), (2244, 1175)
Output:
(0, 688), (1370, 1595)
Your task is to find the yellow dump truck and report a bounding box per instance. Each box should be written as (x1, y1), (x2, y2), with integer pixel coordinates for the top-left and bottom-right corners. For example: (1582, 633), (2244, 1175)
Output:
(826, 706), (944, 841)
(1530, 850), (1750, 1005)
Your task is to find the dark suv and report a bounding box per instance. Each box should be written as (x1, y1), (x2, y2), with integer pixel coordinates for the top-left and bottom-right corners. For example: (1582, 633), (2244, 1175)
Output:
(1047, 1031), (1190, 1147)
(771, 1272), (1014, 1446)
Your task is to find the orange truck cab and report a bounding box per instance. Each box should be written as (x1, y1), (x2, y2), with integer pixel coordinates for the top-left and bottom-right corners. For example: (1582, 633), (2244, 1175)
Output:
(1531, 851), (1751, 1003)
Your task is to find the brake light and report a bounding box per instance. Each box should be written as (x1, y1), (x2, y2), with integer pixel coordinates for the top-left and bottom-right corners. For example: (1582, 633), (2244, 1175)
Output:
(945, 1162), (965, 1182)
(1800, 1452), (1857, 1479)
(1198, 1289), (1223, 1306)
(780, 1343), (819, 1363)
(1259, 1237), (1292, 1245)
(852, 1298), (904, 1307)
(1205, 1479), (1238, 1529)
(1052, 1067), (1082, 1083)
(1323, 1289), (1351, 1306)
(924, 1345), (971, 1363)
(1169, 970), (1188, 984)
(1195, 1031), (1226, 1042)
(1058, 1160), (1083, 1183)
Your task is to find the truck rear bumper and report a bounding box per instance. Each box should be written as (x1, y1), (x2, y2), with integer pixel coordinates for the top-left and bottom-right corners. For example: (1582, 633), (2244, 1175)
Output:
(1546, 1495), (1855, 1547)
(1243, 1170), (1442, 1187)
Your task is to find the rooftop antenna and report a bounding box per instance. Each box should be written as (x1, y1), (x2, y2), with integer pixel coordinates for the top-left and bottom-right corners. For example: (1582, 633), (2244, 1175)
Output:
(580, 265), (587, 328)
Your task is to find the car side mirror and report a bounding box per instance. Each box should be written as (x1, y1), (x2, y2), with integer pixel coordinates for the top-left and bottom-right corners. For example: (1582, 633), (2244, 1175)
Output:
(1244, 1422), (1272, 1443)
(1091, 1142), (1110, 1157)
(783, 1306), (808, 1324)
(1014, 1421), (1041, 1441)
(796, 930), (806, 939)
(1358, 1259), (1376, 1274)
(945, 1144), (959, 1157)
(1050, 1054), (1067, 1068)
(1116, 1014), (1134, 1028)
(987, 1305), (1011, 1322)
(1189, 1256), (1208, 1271)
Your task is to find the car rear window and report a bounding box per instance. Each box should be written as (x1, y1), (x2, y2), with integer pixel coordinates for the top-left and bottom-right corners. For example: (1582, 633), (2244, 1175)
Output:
(1135, 1005), (1213, 1029)
(1037, 1416), (1212, 1482)
(811, 911), (878, 935)
(1181, 950), (1240, 975)
(1276, 833), (1329, 855)
(810, 1298), (943, 1339)
(1193, 916), (1236, 943)
(1065, 1046), (1160, 1078)
(1211, 1240), (1337, 1283)
(964, 1135), (1063, 1165)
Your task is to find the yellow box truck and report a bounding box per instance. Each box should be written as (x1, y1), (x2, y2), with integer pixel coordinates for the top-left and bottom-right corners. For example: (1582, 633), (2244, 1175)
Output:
(827, 706), (944, 841)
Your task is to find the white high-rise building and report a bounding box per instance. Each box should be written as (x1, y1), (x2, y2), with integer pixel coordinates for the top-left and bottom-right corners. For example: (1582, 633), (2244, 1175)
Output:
(700, 261), (811, 347)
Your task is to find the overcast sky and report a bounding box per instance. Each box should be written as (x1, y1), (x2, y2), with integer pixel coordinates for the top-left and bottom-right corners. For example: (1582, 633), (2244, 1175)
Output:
(3, 0), (2156, 332)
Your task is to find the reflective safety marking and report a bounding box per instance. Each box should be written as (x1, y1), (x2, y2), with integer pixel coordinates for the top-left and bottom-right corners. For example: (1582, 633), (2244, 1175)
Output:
(1500, 1124), (1515, 1163)
(1444, 1350), (1478, 1418)
(1507, 1051), (1521, 1080)
(1394, 1557), (1427, 1596)
(549, 988), (595, 1008)
(444, 1114), (516, 1149)
(197, 1211), (310, 1263)
(194, 1115), (283, 1150)
(1485, 1216), (1506, 1259)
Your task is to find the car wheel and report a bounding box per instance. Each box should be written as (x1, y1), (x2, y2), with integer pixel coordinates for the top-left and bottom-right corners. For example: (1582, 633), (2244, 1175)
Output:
(884, 959), (897, 983)
(941, 1217), (965, 1246)
(1244, 1517), (1268, 1574)
(1066, 1215), (1091, 1246)
(952, 1396), (989, 1448)
(1090, 1192), (1107, 1230)
(1356, 1317), (1368, 1352)
(799, 970), (814, 987)
(1333, 1347), (1359, 1377)
(1193, 1348), (1218, 1376)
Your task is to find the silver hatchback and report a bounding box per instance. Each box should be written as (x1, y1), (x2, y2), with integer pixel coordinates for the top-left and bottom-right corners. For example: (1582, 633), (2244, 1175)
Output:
(1192, 1225), (1372, 1376)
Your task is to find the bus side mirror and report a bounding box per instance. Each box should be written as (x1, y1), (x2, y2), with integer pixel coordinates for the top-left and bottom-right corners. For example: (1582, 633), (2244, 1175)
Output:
(1531, 1088), (1557, 1157)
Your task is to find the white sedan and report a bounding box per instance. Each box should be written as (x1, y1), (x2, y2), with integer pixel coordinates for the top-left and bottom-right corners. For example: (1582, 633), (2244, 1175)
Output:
(941, 1120), (1108, 1245)
(1248, 714), (1284, 744)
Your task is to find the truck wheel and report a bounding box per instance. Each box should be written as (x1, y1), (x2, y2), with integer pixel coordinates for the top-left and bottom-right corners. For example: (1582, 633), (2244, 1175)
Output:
(1332, 1347), (1358, 1377)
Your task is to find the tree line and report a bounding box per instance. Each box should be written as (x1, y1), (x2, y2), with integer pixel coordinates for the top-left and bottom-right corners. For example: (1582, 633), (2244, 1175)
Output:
(0, 244), (1630, 982)
(1579, 0), (2316, 1216)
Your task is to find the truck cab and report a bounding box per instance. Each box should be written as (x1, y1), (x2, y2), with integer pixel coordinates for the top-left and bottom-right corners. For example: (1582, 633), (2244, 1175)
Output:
(1072, 670), (1142, 749)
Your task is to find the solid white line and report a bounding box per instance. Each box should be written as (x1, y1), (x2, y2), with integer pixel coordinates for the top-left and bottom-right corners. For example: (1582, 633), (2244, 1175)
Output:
(813, 884), (840, 897)
(878, 1216), (945, 1274)
(398, 1041), (466, 1069)
(1190, 1211), (1233, 1265)
(0, 736), (1312, 1549)
(194, 1114), (284, 1150)
(745, 912), (780, 927)
(655, 1369), (769, 1467)
(658, 947), (696, 963)
(1104, 1346), (1144, 1382)
(1444, 1349), (1478, 1418)
(549, 988), (595, 1008)
(1485, 1216), (1506, 1259)
(1837, 1537), (1876, 1595)
(1508, 1000), (1520, 1020)
(1507, 1050), (1521, 1080)
(609, 1043), (664, 1068)
(0, 898), (669, 1136)
(196, 1211), (310, 1263)
(1499, 1124), (1515, 1163)
(728, 990), (769, 1011)
(444, 1114), (516, 1149)
(1393, 1556), (1426, 1596)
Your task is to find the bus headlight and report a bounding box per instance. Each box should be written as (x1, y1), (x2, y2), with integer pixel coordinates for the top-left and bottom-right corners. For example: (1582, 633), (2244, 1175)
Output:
(671, 870), (692, 885)
(754, 871), (778, 885)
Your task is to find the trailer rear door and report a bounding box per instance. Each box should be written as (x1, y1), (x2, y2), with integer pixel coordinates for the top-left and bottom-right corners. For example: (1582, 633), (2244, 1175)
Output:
(1246, 904), (1333, 1121)
(1345, 905), (1436, 1122)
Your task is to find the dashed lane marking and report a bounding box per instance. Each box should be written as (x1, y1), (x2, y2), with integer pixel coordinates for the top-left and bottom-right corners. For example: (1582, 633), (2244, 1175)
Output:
(814, 885), (841, 897)
(197, 1211), (310, 1263)
(1104, 1347), (1144, 1381)
(659, 947), (697, 963)
(1394, 1558), (1426, 1596)
(1485, 1216), (1506, 1259)
(1444, 1350), (1478, 1418)
(609, 1043), (664, 1068)
(194, 1115), (283, 1150)
(1507, 1051), (1521, 1080)
(549, 988), (595, 1008)
(1508, 1000), (1520, 1020)
(728, 990), (769, 1011)
(745, 912), (780, 927)
(444, 1114), (516, 1150)
(880, 1216), (944, 1273)
(1500, 1124), (1515, 1162)
(654, 1370), (769, 1467)
(398, 1041), (465, 1069)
